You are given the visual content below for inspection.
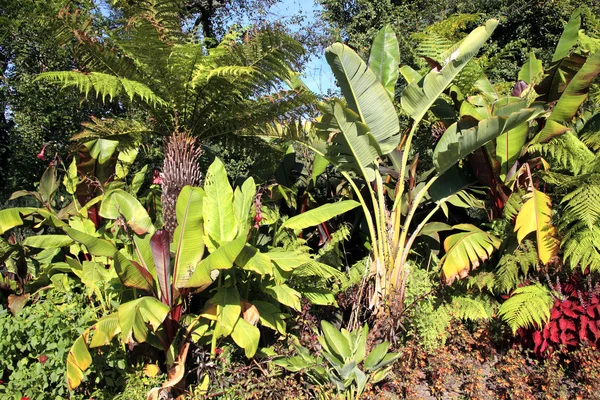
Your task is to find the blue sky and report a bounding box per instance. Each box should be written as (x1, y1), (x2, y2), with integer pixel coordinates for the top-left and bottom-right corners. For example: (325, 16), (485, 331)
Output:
(265, 0), (336, 95)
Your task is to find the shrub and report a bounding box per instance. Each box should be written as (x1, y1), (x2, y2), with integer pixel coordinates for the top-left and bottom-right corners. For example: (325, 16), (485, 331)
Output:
(520, 273), (600, 354)
(0, 279), (127, 399)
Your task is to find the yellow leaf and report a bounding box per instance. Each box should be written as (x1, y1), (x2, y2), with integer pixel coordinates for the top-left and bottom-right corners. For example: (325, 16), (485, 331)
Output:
(514, 188), (559, 264)
(144, 363), (161, 378)
(441, 224), (501, 284)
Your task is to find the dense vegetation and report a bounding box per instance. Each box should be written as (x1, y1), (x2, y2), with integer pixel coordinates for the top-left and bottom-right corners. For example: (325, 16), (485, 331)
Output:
(1, 0), (600, 398)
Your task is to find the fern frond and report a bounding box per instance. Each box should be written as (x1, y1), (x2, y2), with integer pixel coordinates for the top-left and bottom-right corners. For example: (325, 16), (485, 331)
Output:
(498, 284), (553, 333)
(579, 113), (600, 152)
(291, 261), (343, 281)
(70, 117), (151, 151)
(562, 224), (600, 272)
(414, 32), (453, 61)
(560, 179), (600, 229)
(448, 294), (494, 321)
(37, 71), (167, 106)
(503, 190), (524, 221)
(528, 131), (596, 175)
(494, 240), (538, 294)
(467, 272), (496, 293)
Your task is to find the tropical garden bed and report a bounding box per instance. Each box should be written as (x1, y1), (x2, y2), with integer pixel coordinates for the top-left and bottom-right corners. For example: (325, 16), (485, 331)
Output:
(1, 1), (600, 399)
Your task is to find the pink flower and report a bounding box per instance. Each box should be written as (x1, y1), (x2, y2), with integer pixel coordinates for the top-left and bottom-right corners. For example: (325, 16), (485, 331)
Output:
(36, 144), (47, 160)
(39, 354), (48, 364)
(152, 170), (163, 185)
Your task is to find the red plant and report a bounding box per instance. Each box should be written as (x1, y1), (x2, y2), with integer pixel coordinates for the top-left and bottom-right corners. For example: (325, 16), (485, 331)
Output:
(522, 274), (600, 354)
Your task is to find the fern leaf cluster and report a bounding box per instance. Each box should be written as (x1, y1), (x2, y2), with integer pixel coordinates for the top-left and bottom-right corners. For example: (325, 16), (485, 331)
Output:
(528, 131), (596, 175)
(498, 284), (554, 333)
(494, 240), (538, 294)
(447, 294), (494, 321)
(41, 1), (314, 142)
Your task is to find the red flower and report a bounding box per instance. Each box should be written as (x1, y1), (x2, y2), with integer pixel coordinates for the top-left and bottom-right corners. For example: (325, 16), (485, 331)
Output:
(214, 347), (223, 356)
(152, 170), (163, 185)
(39, 354), (48, 364)
(21, 397), (31, 400)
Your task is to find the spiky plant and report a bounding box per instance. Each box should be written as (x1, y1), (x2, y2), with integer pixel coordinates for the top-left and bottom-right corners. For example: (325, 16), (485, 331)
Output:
(38, 0), (315, 142)
(161, 130), (203, 236)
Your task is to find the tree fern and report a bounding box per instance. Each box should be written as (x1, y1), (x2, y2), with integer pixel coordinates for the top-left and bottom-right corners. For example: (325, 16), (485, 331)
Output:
(498, 283), (554, 333)
(45, 2), (312, 141)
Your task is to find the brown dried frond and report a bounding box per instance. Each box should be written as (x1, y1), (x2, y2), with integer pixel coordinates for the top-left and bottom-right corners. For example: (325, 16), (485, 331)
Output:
(161, 130), (203, 236)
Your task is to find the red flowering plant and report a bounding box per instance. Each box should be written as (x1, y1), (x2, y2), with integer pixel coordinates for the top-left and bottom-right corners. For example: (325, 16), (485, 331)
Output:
(519, 273), (600, 355)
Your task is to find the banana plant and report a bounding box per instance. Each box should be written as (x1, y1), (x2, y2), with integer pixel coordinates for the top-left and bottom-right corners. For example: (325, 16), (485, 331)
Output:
(310, 20), (547, 316)
(441, 7), (599, 282)
(64, 157), (359, 390)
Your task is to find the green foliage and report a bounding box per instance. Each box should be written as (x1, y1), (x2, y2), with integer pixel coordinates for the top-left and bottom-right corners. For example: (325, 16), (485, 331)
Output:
(494, 240), (539, 294)
(40, 3), (313, 141)
(498, 284), (554, 333)
(274, 321), (399, 398)
(0, 280), (127, 399)
(403, 267), (452, 350)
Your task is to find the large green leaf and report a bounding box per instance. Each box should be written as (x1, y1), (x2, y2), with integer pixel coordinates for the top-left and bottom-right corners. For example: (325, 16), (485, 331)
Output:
(178, 235), (246, 288)
(118, 296), (170, 343)
(317, 100), (380, 181)
(267, 250), (313, 271)
(552, 8), (582, 63)
(326, 43), (400, 154)
(281, 200), (359, 231)
(434, 103), (543, 174)
(494, 99), (532, 178)
(67, 313), (122, 389)
(210, 285), (241, 336)
(320, 320), (351, 361)
(203, 159), (237, 246)
(99, 189), (155, 235)
(64, 227), (154, 291)
(233, 177), (255, 232)
(368, 25), (400, 99)
(231, 318), (260, 358)
(265, 283), (301, 310)
(39, 164), (59, 204)
(236, 245), (273, 276)
(22, 235), (74, 248)
(532, 51), (600, 144)
(518, 52), (544, 84)
(84, 139), (119, 165)
(172, 186), (206, 286)
(0, 208), (37, 234)
(401, 19), (498, 123)
(80, 261), (113, 300)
